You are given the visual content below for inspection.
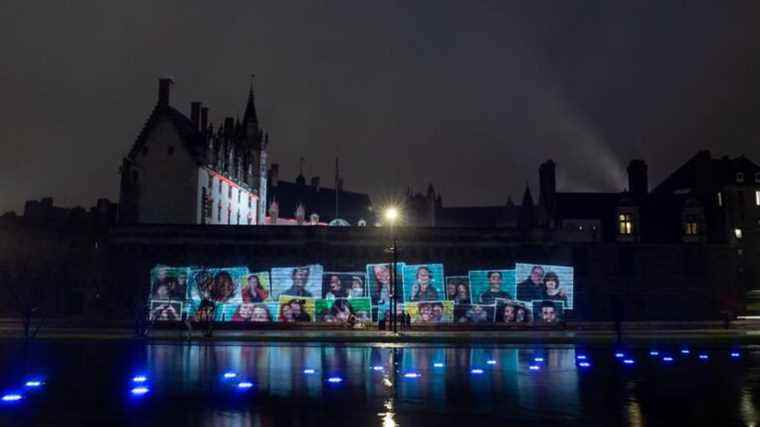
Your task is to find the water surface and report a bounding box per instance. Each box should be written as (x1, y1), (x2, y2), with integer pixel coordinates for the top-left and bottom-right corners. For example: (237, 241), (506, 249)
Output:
(0, 341), (756, 426)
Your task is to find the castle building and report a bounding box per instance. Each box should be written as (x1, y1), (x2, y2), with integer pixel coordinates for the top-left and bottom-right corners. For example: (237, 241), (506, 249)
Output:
(406, 151), (760, 245)
(119, 77), (268, 225)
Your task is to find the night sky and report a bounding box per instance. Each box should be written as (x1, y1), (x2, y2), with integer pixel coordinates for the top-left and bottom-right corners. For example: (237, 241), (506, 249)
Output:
(2, 1), (760, 214)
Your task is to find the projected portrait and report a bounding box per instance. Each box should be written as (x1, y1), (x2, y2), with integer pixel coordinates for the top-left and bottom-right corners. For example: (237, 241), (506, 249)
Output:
(405, 301), (453, 324)
(516, 263), (574, 309)
(149, 301), (182, 321)
(230, 302), (276, 322)
(532, 300), (564, 324)
(445, 276), (470, 304)
(241, 272), (270, 303)
(277, 297), (315, 323)
(271, 265), (323, 300)
(367, 263), (405, 306)
(322, 272), (367, 299)
(150, 266), (189, 301)
(315, 298), (371, 323)
(468, 270), (515, 305)
(495, 299), (532, 324)
(184, 267), (248, 321)
(403, 263), (444, 302)
(454, 304), (495, 324)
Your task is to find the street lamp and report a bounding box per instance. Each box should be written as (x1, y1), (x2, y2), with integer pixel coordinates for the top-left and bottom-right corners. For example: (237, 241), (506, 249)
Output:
(384, 207), (400, 333)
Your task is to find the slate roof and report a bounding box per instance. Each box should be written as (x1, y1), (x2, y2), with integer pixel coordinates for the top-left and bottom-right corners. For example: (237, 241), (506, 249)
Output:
(127, 105), (206, 162)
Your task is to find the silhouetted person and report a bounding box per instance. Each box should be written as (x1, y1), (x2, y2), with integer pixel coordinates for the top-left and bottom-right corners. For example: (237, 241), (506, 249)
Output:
(610, 295), (624, 343)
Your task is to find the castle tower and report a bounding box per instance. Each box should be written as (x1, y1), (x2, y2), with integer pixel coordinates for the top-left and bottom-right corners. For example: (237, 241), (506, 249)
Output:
(242, 75), (268, 224)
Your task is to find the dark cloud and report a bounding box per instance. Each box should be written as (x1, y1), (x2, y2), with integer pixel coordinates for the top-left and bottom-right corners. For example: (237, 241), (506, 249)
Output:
(1, 1), (759, 213)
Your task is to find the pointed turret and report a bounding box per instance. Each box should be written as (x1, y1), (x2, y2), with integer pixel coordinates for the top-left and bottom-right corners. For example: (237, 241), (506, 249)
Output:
(518, 183), (535, 231)
(243, 74), (259, 132)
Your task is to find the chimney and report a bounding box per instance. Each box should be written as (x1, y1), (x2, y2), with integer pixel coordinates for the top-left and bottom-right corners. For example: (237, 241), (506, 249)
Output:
(158, 77), (174, 108)
(311, 176), (320, 191)
(627, 159), (648, 197)
(200, 107), (209, 132)
(190, 102), (202, 131)
(539, 159), (556, 214)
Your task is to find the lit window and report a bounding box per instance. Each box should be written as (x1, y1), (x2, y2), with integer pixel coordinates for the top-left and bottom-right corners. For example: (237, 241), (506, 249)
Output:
(737, 172), (744, 183)
(618, 213), (633, 235)
(717, 192), (723, 207)
(755, 190), (760, 206)
(735, 228), (743, 240)
(685, 216), (698, 235)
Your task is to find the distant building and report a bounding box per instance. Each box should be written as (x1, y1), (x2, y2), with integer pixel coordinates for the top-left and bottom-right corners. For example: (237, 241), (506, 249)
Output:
(407, 150), (760, 244)
(265, 163), (373, 226)
(0, 197), (118, 230)
(546, 151), (760, 244)
(119, 77), (268, 225)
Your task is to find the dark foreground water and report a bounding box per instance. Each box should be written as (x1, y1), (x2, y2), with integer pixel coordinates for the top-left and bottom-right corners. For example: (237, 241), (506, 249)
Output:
(0, 340), (757, 426)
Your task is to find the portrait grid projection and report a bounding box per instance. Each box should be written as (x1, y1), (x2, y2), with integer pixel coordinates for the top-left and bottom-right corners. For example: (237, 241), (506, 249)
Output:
(322, 272), (368, 299)
(271, 265), (324, 300)
(402, 264), (445, 302)
(514, 263), (574, 309)
(405, 301), (454, 324)
(145, 261), (573, 326)
(445, 276), (471, 304)
(468, 270), (516, 305)
(315, 298), (372, 323)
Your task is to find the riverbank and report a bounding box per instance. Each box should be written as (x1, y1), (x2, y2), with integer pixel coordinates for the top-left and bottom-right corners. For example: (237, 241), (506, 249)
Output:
(1, 320), (759, 345)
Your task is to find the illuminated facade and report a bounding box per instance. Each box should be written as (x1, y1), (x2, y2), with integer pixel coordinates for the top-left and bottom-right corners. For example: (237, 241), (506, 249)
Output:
(119, 77), (268, 225)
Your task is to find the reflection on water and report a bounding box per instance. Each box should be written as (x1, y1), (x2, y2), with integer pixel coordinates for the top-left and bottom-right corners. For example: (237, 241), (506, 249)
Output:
(0, 342), (757, 426)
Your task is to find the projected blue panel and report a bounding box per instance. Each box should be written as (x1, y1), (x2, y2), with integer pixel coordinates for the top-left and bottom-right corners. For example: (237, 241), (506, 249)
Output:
(270, 265), (324, 300)
(468, 270), (515, 304)
(402, 264), (445, 302)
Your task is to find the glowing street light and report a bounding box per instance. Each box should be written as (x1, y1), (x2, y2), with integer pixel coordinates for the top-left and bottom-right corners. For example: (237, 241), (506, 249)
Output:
(384, 207), (399, 225)
(383, 207), (402, 333)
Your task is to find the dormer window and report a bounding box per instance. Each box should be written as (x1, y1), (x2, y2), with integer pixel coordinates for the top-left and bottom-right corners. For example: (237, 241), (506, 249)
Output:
(685, 215), (699, 235)
(737, 172), (745, 183)
(618, 213), (633, 235)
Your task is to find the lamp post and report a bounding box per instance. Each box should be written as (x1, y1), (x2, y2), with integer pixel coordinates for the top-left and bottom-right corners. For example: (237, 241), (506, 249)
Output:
(384, 207), (399, 333)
